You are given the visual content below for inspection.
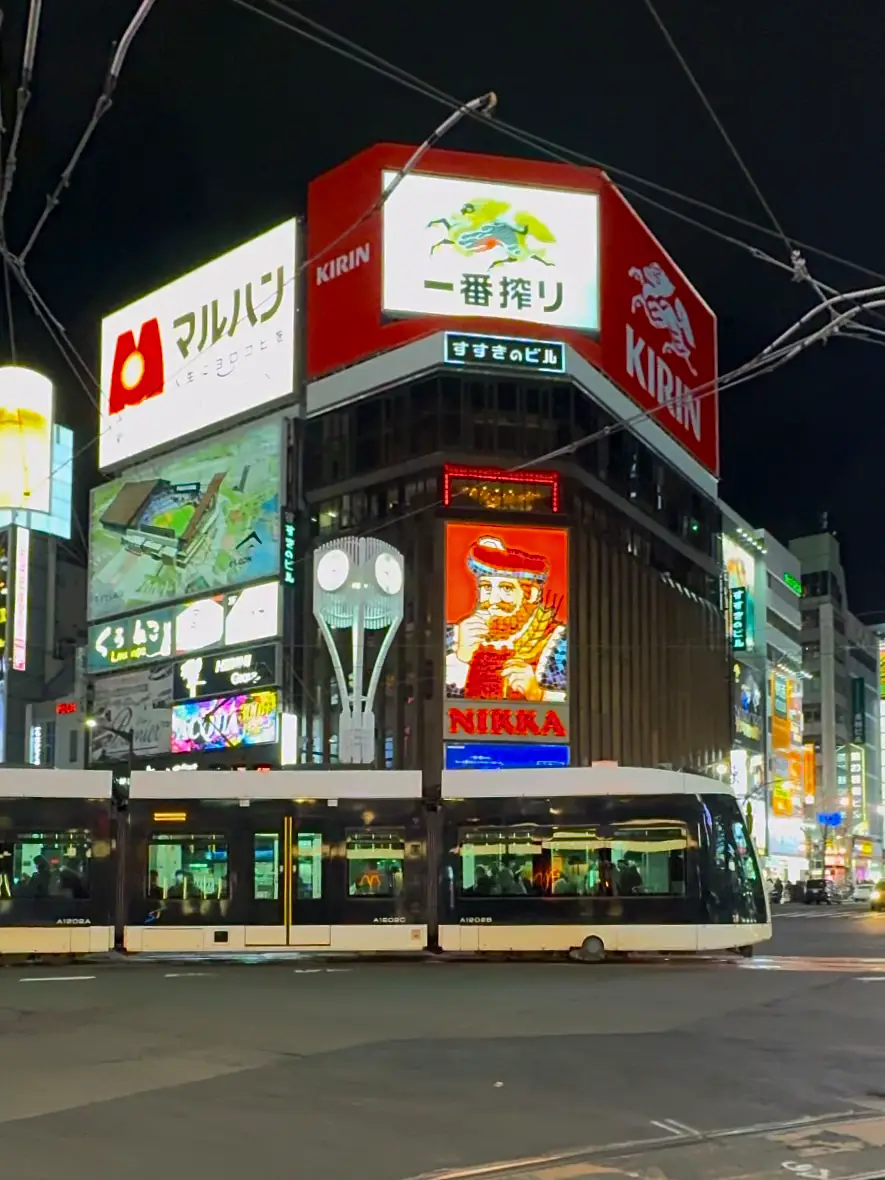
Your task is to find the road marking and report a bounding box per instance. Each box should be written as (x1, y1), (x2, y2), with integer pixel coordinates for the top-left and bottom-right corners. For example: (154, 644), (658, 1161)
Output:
(742, 957), (885, 973)
(659, 1118), (700, 1136)
(648, 1120), (685, 1137)
(18, 975), (96, 983)
(854, 976), (885, 982)
(164, 972), (213, 978)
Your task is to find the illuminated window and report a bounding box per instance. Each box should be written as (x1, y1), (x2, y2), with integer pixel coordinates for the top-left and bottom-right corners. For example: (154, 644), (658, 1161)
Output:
(346, 830), (404, 898)
(295, 832), (323, 900)
(0, 830), (91, 900)
(146, 834), (229, 900)
(253, 832), (279, 900)
(458, 825), (689, 899)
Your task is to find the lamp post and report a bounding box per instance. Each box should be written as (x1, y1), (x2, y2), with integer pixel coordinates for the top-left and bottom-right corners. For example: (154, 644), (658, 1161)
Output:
(313, 537), (405, 765)
(85, 717), (135, 799)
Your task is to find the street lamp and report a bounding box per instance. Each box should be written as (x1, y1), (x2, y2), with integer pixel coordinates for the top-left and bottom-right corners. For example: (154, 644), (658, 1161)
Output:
(313, 537), (405, 765)
(85, 717), (135, 798)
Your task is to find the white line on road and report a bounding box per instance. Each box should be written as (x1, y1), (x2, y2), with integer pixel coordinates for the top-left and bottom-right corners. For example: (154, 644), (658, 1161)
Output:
(19, 975), (96, 983)
(649, 1120), (686, 1136)
(661, 1118), (701, 1135)
(164, 972), (214, 978)
(854, 976), (885, 982)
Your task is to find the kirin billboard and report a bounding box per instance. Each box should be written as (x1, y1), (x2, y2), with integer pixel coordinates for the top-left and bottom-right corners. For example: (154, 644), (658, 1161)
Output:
(306, 144), (718, 475)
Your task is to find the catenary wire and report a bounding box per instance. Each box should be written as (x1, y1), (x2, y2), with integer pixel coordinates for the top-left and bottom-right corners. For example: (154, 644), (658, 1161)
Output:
(5, 0), (874, 545)
(0, 10), (16, 362)
(243, 0), (885, 290)
(17, 0), (158, 263)
(0, 0), (41, 220)
(641, 0), (792, 258)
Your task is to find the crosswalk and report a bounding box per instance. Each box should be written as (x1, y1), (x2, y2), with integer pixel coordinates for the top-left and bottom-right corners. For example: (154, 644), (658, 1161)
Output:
(743, 955), (885, 972)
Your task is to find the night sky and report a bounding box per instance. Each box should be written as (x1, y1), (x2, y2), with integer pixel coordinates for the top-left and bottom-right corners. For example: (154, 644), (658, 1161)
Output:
(2, 2), (882, 606)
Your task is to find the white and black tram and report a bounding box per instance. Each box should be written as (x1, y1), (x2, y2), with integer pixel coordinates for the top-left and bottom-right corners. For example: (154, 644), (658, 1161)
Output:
(123, 770), (429, 954)
(0, 765), (770, 959)
(438, 766), (771, 957)
(0, 769), (116, 955)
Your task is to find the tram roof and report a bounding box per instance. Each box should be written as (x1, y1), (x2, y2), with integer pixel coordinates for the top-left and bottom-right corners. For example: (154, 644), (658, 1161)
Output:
(128, 769), (423, 801)
(0, 769), (114, 799)
(441, 766), (737, 800)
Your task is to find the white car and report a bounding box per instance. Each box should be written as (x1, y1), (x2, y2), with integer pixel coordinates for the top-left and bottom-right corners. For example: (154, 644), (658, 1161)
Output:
(852, 881), (874, 903)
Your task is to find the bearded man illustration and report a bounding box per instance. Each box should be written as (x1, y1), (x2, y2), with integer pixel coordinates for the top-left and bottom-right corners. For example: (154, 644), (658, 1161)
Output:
(445, 536), (567, 702)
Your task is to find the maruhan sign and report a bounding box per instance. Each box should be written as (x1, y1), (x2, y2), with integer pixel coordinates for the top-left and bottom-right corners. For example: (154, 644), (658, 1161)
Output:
(626, 324), (702, 442)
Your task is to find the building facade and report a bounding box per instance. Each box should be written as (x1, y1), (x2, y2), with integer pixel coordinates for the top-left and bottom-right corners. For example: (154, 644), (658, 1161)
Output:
(719, 506), (807, 878)
(790, 532), (882, 883)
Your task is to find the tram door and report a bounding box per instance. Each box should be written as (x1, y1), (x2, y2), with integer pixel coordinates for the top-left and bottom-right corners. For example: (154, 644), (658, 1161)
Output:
(248, 814), (331, 947)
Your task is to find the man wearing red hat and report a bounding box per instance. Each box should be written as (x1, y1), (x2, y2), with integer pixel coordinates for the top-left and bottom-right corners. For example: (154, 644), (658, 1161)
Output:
(445, 535), (567, 702)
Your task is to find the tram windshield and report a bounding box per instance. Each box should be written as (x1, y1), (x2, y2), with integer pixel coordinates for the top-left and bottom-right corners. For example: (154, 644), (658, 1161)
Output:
(0, 831), (91, 900)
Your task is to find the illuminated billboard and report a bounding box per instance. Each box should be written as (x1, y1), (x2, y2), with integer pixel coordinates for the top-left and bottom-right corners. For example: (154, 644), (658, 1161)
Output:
(174, 581), (279, 655)
(0, 367), (53, 515)
(86, 581), (280, 672)
(170, 688), (280, 752)
(307, 145), (718, 476)
(733, 661), (763, 749)
(99, 219), (297, 469)
(722, 536), (756, 652)
(172, 642), (278, 703)
(382, 171), (599, 332)
(443, 522), (568, 761)
(91, 665), (173, 761)
(88, 419), (282, 621)
(0, 424), (74, 540)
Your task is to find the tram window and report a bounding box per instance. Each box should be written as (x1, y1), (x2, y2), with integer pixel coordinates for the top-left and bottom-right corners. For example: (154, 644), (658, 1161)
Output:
(0, 831), (91, 900)
(459, 829), (543, 896)
(296, 832), (323, 900)
(459, 825), (689, 898)
(147, 834), (229, 900)
(346, 830), (405, 898)
(253, 833), (280, 901)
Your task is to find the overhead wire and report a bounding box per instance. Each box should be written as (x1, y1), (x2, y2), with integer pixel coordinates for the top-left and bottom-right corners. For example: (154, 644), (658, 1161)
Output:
(0, 0), (41, 220)
(17, 0), (158, 263)
(4, 0), (878, 569)
(0, 9), (16, 362)
(246, 0), (885, 291)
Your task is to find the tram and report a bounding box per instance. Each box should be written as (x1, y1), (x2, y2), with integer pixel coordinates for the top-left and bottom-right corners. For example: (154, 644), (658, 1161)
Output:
(0, 769), (116, 955)
(0, 765), (770, 960)
(439, 766), (770, 957)
(123, 770), (429, 953)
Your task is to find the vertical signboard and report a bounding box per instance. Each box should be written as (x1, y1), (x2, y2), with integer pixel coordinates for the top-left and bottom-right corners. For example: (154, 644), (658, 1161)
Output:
(0, 529), (7, 760)
(722, 536), (756, 652)
(443, 522), (569, 770)
(851, 675), (866, 745)
(12, 526), (29, 672)
(848, 743), (866, 823)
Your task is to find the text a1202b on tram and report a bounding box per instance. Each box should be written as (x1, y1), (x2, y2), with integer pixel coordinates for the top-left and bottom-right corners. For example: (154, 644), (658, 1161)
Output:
(0, 765), (770, 960)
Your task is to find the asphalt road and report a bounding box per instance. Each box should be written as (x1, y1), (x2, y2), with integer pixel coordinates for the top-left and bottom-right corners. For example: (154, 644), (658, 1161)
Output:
(0, 907), (884, 1180)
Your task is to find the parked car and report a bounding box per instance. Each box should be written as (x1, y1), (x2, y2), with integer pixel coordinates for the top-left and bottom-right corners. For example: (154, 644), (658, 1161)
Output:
(804, 877), (832, 904)
(852, 881), (874, 904)
(871, 881), (885, 912)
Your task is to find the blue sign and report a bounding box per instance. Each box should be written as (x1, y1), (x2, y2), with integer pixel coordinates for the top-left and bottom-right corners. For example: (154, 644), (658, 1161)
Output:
(445, 742), (570, 771)
(817, 811), (842, 827)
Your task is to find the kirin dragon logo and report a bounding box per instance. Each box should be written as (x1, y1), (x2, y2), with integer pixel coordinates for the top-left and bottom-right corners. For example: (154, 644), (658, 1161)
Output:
(629, 263), (697, 375)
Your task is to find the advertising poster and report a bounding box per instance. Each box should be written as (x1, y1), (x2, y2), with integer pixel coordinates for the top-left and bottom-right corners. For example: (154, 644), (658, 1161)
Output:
(0, 367), (54, 515)
(733, 662), (763, 750)
(171, 688), (279, 752)
(0, 424), (74, 541)
(88, 419), (281, 621)
(91, 664), (173, 761)
(382, 171), (600, 333)
(443, 522), (568, 764)
(99, 219), (297, 469)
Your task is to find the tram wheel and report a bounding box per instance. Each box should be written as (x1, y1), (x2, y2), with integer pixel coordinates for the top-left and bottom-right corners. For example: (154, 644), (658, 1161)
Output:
(576, 935), (606, 963)
(736, 944), (754, 958)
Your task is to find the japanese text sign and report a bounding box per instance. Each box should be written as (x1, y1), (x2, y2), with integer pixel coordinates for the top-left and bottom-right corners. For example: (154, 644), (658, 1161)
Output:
(99, 220), (297, 469)
(443, 332), (565, 374)
(383, 171), (599, 333)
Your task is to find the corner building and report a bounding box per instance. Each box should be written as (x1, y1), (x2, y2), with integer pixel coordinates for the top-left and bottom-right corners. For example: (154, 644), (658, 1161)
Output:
(298, 144), (730, 780)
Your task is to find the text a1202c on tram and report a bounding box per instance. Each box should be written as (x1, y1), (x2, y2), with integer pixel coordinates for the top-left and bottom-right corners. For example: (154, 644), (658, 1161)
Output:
(0, 765), (770, 959)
